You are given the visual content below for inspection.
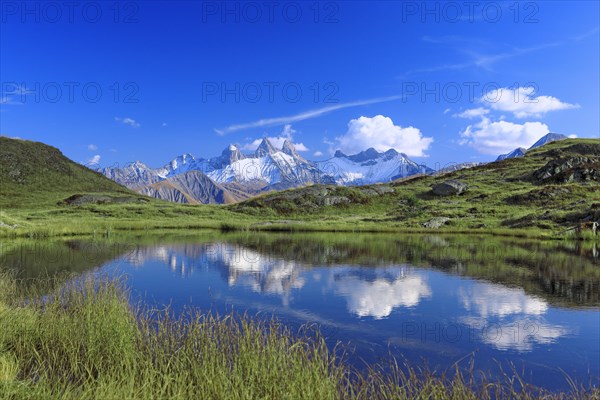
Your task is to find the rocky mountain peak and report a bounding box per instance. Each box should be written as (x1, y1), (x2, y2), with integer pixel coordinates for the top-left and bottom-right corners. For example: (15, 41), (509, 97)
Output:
(348, 148), (381, 163)
(282, 139), (297, 156)
(283, 139), (308, 160)
(221, 144), (245, 163)
(255, 138), (277, 157)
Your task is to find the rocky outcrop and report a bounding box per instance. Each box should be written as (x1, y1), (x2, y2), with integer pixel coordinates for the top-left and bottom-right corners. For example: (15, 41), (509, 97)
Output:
(505, 186), (575, 205)
(422, 217), (450, 229)
(432, 180), (468, 196)
(532, 157), (600, 184)
(62, 194), (149, 206)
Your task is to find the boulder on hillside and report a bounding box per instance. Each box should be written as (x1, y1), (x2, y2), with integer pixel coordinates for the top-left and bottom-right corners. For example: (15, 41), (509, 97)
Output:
(422, 217), (450, 229)
(432, 180), (468, 196)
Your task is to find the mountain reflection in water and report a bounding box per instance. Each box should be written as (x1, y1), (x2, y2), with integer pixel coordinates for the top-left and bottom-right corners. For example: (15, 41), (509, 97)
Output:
(1, 234), (598, 391)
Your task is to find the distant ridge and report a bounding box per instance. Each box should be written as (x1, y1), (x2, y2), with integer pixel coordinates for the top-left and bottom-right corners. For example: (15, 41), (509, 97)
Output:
(497, 147), (527, 161)
(496, 133), (568, 161)
(100, 140), (431, 204)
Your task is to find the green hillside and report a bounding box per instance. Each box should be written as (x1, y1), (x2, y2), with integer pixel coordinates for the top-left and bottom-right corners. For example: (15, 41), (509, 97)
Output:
(0, 136), (599, 239)
(0, 137), (140, 209)
(233, 138), (600, 235)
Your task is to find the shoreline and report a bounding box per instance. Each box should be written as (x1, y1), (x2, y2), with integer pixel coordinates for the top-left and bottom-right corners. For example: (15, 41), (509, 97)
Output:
(1, 218), (597, 241)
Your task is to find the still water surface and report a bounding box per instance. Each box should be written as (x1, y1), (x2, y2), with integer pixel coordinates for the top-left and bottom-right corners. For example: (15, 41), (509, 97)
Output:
(2, 233), (599, 391)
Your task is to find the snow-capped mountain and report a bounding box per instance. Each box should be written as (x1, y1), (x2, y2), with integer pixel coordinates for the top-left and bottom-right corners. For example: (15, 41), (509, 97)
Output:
(100, 139), (431, 204)
(100, 161), (163, 189)
(496, 133), (568, 161)
(318, 148), (433, 185)
(205, 139), (327, 188)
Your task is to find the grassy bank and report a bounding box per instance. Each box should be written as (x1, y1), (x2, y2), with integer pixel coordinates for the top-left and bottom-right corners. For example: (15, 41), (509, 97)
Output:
(0, 273), (596, 399)
(0, 204), (595, 241)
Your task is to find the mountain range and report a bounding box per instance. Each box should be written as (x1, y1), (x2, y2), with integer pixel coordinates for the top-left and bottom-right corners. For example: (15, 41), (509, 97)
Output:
(2, 135), (598, 237)
(99, 133), (571, 205)
(100, 138), (432, 204)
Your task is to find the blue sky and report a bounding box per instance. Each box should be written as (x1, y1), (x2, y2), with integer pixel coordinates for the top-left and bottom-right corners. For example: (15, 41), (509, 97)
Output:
(1, 1), (598, 170)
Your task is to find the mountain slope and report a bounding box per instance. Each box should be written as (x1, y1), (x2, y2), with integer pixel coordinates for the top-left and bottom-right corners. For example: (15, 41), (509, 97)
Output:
(529, 133), (569, 149)
(0, 137), (139, 209)
(497, 133), (568, 161)
(140, 171), (244, 204)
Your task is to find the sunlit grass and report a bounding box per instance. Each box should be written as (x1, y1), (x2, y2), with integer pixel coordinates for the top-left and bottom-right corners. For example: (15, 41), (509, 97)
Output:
(0, 272), (597, 399)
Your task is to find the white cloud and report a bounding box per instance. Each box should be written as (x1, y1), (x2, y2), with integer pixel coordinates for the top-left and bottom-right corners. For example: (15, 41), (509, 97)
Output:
(458, 284), (568, 351)
(454, 107), (489, 119)
(482, 87), (579, 118)
(443, 108), (451, 114)
(334, 270), (431, 319)
(87, 155), (101, 165)
(215, 95), (404, 135)
(87, 144), (98, 151)
(115, 117), (140, 128)
(242, 124), (309, 152)
(460, 117), (550, 155)
(204, 244), (305, 305)
(335, 115), (433, 157)
(459, 284), (548, 318)
(313, 151), (323, 157)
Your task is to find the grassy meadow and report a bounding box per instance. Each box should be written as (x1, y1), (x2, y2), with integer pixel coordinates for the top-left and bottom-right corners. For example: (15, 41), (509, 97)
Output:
(0, 272), (597, 400)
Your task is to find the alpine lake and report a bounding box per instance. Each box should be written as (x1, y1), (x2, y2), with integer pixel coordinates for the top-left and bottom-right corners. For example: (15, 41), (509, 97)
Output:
(2, 232), (598, 392)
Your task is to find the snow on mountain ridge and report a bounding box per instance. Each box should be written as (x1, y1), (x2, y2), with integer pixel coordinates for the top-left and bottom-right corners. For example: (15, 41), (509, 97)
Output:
(101, 139), (433, 203)
(321, 149), (432, 185)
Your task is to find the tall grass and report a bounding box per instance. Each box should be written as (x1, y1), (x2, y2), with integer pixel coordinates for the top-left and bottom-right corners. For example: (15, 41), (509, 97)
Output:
(0, 273), (596, 399)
